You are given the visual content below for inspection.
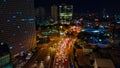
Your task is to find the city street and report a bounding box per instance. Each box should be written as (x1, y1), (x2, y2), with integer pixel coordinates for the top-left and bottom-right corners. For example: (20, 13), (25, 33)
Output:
(23, 26), (81, 68)
(53, 37), (76, 68)
(1, 0), (119, 68)
(23, 36), (60, 68)
(53, 26), (81, 68)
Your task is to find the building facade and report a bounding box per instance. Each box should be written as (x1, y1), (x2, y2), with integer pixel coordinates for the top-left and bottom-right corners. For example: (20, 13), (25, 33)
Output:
(0, 42), (11, 67)
(36, 7), (45, 20)
(59, 5), (73, 24)
(0, 0), (36, 57)
(51, 5), (58, 21)
(94, 58), (115, 68)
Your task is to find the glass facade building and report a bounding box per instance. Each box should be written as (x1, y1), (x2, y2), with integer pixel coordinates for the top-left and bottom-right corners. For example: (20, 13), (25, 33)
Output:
(59, 5), (73, 24)
(0, 0), (36, 57)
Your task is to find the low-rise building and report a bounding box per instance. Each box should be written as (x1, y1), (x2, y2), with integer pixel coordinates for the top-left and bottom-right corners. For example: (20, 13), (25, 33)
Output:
(94, 58), (115, 68)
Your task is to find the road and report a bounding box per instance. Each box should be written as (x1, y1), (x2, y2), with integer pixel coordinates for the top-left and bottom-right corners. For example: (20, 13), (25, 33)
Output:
(23, 26), (82, 68)
(23, 36), (60, 68)
(53, 37), (76, 68)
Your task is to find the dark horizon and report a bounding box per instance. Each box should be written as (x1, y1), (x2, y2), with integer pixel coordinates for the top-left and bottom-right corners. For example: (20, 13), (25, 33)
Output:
(34, 0), (120, 13)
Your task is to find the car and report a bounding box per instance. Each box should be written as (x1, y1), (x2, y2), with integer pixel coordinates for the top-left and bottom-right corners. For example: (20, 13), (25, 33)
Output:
(25, 53), (33, 60)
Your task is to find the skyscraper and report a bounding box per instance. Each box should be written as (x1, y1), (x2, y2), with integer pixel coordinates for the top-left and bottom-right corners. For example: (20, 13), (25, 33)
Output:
(36, 7), (45, 20)
(102, 8), (109, 19)
(0, 0), (36, 57)
(51, 5), (58, 21)
(59, 5), (73, 24)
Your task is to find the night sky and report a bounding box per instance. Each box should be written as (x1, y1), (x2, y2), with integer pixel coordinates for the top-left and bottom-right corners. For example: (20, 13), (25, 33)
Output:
(34, 0), (120, 13)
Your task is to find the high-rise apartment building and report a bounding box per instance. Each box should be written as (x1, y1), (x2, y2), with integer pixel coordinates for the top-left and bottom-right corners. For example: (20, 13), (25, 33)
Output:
(51, 5), (58, 21)
(36, 7), (45, 19)
(0, 0), (36, 57)
(59, 5), (73, 24)
(102, 8), (109, 19)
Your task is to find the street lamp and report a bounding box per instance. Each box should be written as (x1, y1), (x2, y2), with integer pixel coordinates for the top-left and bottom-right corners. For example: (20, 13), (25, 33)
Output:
(46, 55), (50, 61)
(60, 26), (63, 31)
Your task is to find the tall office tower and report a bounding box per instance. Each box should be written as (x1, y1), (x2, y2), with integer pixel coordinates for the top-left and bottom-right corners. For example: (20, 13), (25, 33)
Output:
(0, 0), (36, 57)
(51, 5), (58, 21)
(36, 7), (45, 20)
(35, 7), (46, 27)
(59, 5), (73, 24)
(102, 8), (109, 19)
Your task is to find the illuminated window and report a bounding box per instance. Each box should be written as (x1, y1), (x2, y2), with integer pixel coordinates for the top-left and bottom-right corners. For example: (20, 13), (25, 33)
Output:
(24, 31), (28, 34)
(0, 42), (4, 45)
(17, 25), (21, 29)
(12, 34), (16, 37)
(6, 19), (10, 22)
(29, 22), (34, 23)
(16, 11), (23, 14)
(28, 18), (34, 21)
(27, 18), (34, 23)
(12, 16), (16, 18)
(9, 46), (14, 50)
(21, 18), (25, 21)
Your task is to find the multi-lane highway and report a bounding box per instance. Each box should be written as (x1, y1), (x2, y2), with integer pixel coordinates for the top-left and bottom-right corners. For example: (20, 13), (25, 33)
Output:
(53, 37), (76, 68)
(23, 26), (81, 68)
